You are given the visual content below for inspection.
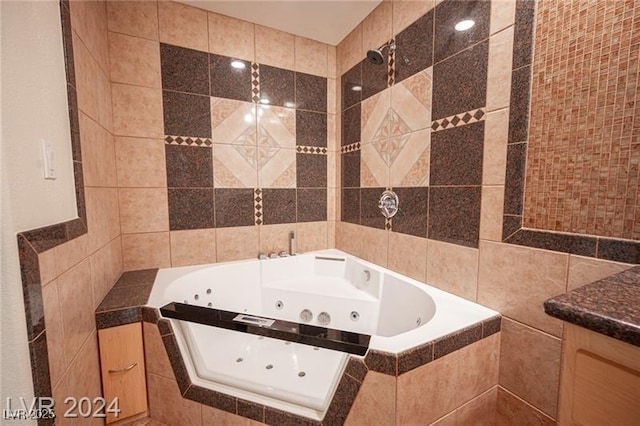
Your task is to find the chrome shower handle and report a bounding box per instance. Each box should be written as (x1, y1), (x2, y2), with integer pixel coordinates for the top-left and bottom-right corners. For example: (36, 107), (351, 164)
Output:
(378, 190), (399, 218)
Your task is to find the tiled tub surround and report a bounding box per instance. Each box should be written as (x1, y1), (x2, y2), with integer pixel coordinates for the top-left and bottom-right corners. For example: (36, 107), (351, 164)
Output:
(96, 250), (501, 425)
(340, 0), (490, 249)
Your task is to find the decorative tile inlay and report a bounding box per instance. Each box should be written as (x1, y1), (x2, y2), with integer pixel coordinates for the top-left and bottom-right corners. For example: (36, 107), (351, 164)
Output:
(387, 38), (395, 87)
(296, 146), (327, 155)
(389, 130), (431, 187)
(431, 108), (486, 132)
(257, 105), (295, 148)
(210, 98), (257, 146)
(390, 68), (432, 135)
(251, 62), (260, 103)
(164, 136), (212, 146)
(258, 147), (296, 188)
(213, 144), (258, 188)
(254, 188), (263, 225)
(340, 142), (361, 153)
(361, 143), (389, 188)
(361, 90), (391, 145)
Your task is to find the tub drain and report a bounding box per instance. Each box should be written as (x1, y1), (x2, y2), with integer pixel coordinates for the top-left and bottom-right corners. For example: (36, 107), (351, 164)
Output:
(266, 364), (273, 370)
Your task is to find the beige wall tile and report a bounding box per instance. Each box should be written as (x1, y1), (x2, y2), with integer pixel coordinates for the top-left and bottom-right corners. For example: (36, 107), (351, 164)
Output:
(487, 27), (514, 112)
(426, 240), (479, 302)
(90, 240), (120, 309)
(567, 255), (632, 291)
(362, 1), (393, 53)
(295, 36), (328, 77)
(388, 232), (427, 282)
(148, 373), (202, 426)
(70, 0), (109, 73)
(112, 83), (163, 138)
(361, 143), (389, 188)
(296, 221), (329, 253)
(122, 232), (171, 271)
(456, 387), (499, 426)
(327, 220), (336, 248)
(328, 80), (337, 115)
(360, 226), (389, 267)
(496, 387), (556, 426)
(327, 188), (337, 221)
(259, 224), (296, 254)
(108, 32), (161, 88)
(52, 332), (102, 415)
(158, 1), (208, 52)
(73, 32), (102, 124)
(361, 89), (391, 145)
(116, 137), (167, 187)
(213, 144), (258, 188)
(480, 185), (505, 241)
(202, 405), (250, 426)
(79, 112), (117, 188)
(255, 25), (295, 69)
(57, 259), (94, 363)
(345, 371), (395, 426)
(457, 333), (500, 402)
(392, 0), (435, 35)
(38, 249), (57, 286)
(482, 109), (509, 185)
(397, 347), (459, 425)
(170, 229), (216, 267)
(258, 105), (295, 148)
(327, 45), (337, 79)
(107, 0), (159, 41)
(390, 68), (433, 133)
(208, 12), (254, 62)
(398, 336), (499, 425)
(477, 241), (568, 337)
(338, 24), (363, 75)
(335, 221), (362, 256)
(490, 0), (517, 35)
(143, 322), (173, 379)
(216, 226), (259, 262)
(119, 188), (169, 233)
(499, 319), (562, 419)
(42, 281), (67, 387)
(327, 148), (337, 188)
(54, 234), (90, 277)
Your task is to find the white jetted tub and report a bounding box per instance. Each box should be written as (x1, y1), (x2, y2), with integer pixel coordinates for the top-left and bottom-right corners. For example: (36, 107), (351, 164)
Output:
(147, 249), (498, 420)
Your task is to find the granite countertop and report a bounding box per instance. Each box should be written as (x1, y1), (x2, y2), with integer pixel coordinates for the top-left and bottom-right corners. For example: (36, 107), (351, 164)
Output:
(544, 266), (640, 347)
(95, 269), (158, 329)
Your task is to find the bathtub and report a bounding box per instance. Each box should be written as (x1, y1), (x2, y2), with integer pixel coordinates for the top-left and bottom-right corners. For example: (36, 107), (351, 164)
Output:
(147, 249), (498, 420)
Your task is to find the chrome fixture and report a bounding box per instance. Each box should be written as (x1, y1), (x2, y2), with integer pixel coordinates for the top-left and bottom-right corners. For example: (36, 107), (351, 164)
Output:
(268, 252), (278, 259)
(278, 251), (289, 257)
(258, 253), (268, 260)
(289, 231), (296, 256)
(367, 41), (396, 65)
(378, 190), (399, 218)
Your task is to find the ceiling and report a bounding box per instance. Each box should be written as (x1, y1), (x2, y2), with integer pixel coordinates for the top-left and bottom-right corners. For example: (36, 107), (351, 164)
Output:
(179, 0), (382, 46)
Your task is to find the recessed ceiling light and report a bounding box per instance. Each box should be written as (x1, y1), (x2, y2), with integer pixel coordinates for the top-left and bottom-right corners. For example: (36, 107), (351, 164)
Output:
(352, 85), (362, 92)
(231, 60), (246, 69)
(455, 19), (475, 31)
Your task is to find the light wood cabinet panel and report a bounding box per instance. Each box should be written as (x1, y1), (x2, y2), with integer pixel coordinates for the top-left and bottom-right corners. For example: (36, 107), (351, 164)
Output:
(559, 324), (640, 426)
(98, 323), (147, 423)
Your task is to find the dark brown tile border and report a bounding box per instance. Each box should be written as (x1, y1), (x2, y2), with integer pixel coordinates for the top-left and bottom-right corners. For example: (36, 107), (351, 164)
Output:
(433, 323), (482, 359)
(397, 342), (433, 375)
(95, 308), (142, 330)
(501, 1), (639, 265)
(238, 399), (265, 423)
(364, 349), (397, 376)
(162, 332), (191, 394)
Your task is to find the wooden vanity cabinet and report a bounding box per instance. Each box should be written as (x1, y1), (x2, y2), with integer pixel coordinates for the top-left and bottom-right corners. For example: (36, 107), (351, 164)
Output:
(98, 323), (148, 424)
(559, 324), (640, 426)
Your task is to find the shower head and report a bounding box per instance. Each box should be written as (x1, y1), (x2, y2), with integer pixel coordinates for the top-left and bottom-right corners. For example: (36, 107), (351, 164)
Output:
(366, 42), (396, 65)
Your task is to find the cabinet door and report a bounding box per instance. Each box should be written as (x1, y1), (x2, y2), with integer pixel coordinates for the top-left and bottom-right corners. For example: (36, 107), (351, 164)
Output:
(98, 323), (147, 423)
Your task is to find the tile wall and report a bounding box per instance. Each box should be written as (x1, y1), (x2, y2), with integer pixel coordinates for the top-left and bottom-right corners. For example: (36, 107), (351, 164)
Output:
(335, 0), (638, 423)
(108, 1), (337, 270)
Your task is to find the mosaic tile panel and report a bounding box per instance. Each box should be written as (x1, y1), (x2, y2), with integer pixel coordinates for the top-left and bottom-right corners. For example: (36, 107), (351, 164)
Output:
(523, 0), (640, 240)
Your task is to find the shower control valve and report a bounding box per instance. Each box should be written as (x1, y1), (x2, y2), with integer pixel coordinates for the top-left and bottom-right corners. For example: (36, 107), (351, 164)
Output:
(378, 190), (399, 218)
